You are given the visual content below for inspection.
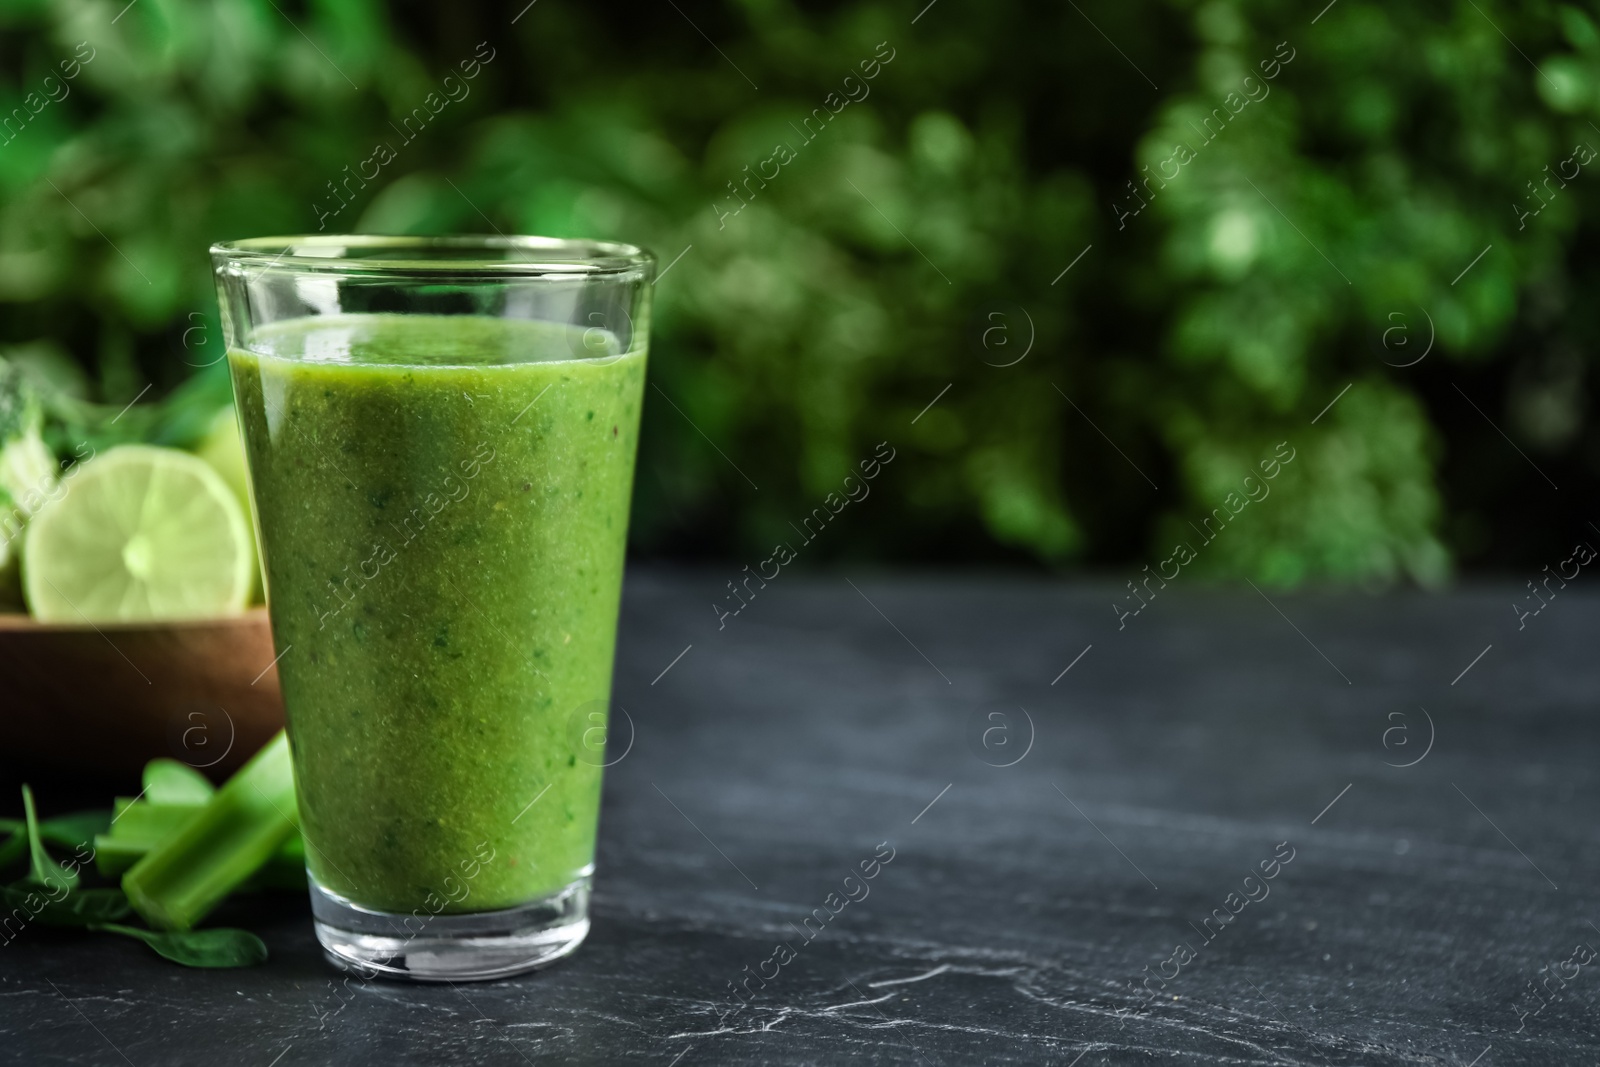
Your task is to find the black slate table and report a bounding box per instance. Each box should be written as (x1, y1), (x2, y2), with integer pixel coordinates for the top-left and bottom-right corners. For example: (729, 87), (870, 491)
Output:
(4, 571), (1598, 1065)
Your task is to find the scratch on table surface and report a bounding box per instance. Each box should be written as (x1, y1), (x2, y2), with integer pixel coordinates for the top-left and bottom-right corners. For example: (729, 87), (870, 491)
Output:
(667, 1007), (794, 1039)
(868, 962), (953, 987)
(819, 991), (897, 1012)
(662, 946), (1466, 1067)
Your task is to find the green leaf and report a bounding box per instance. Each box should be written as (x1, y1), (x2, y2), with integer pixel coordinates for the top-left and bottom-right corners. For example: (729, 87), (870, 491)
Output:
(20, 786), (77, 893)
(0, 811), (106, 876)
(0, 883), (130, 927)
(40, 811), (113, 850)
(0, 881), (69, 925)
(142, 760), (215, 806)
(94, 923), (268, 968)
(64, 888), (134, 923)
(0, 828), (24, 874)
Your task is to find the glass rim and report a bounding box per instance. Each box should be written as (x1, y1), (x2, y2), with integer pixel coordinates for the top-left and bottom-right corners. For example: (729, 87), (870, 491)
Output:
(209, 234), (655, 277)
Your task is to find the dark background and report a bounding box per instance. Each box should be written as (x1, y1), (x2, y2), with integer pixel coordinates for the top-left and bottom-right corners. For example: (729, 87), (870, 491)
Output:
(0, 0), (1594, 581)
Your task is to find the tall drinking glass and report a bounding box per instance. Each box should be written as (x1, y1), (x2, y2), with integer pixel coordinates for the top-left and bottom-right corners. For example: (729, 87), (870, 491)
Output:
(211, 235), (653, 980)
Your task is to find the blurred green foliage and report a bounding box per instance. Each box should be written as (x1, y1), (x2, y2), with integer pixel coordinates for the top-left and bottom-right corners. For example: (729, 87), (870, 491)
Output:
(0, 0), (1594, 581)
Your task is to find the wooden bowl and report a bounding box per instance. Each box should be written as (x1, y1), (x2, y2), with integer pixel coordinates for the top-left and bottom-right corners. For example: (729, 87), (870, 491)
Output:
(0, 608), (284, 780)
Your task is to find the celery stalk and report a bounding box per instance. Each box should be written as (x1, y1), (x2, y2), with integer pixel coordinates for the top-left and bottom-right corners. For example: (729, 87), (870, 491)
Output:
(96, 814), (304, 881)
(123, 731), (298, 930)
(96, 801), (206, 876)
(98, 795), (302, 882)
(100, 840), (304, 885)
(105, 802), (204, 843)
(94, 839), (157, 876)
(99, 837), (305, 884)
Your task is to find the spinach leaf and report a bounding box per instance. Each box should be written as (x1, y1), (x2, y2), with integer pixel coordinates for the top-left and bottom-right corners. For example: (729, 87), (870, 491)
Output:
(94, 923), (268, 968)
(0, 883), (131, 927)
(60, 888), (133, 924)
(40, 812), (113, 850)
(0, 881), (67, 924)
(0, 810), (106, 878)
(0, 829), (23, 874)
(19, 787), (77, 893)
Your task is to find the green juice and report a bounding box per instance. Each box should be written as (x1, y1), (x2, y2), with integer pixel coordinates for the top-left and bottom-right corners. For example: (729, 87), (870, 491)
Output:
(229, 313), (645, 914)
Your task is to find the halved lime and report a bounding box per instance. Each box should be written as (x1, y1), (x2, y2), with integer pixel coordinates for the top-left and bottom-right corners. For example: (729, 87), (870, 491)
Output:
(22, 445), (255, 622)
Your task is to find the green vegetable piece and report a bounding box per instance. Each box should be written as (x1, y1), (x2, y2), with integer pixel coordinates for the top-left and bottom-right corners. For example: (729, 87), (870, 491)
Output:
(93, 922), (267, 968)
(103, 802), (205, 846)
(0, 356), (55, 583)
(98, 830), (305, 884)
(40, 811), (113, 850)
(123, 732), (297, 930)
(0, 829), (23, 874)
(0, 883), (131, 927)
(20, 786), (77, 893)
(96, 797), (304, 883)
(95, 803), (211, 876)
(35, 358), (231, 459)
(142, 760), (215, 806)
(0, 357), (43, 442)
(1, 810), (108, 878)
(108, 795), (195, 828)
(0, 881), (70, 925)
(91, 838), (151, 878)
(67, 888), (134, 923)
(0, 357), (55, 516)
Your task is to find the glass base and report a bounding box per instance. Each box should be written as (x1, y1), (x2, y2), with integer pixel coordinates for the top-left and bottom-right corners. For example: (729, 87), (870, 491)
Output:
(309, 872), (591, 982)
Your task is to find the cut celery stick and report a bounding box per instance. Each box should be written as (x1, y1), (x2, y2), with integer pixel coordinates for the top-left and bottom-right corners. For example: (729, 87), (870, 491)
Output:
(97, 814), (303, 881)
(104, 802), (204, 845)
(123, 731), (298, 930)
(110, 797), (140, 823)
(99, 795), (303, 883)
(99, 835), (305, 883)
(97, 801), (203, 877)
(94, 839), (154, 877)
(96, 799), (198, 877)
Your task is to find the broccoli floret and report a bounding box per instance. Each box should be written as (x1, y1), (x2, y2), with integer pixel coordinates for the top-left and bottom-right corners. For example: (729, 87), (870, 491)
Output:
(0, 485), (20, 575)
(0, 356), (41, 439)
(0, 357), (58, 519)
